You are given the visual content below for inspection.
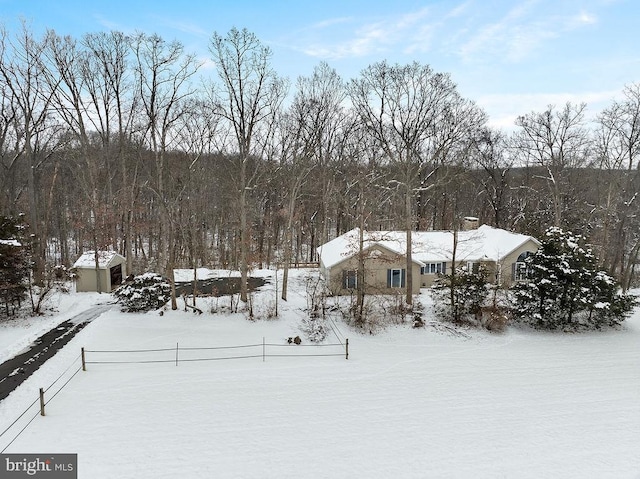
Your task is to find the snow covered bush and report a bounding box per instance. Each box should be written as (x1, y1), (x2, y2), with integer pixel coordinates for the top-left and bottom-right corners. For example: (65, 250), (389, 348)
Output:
(431, 264), (490, 325)
(113, 272), (171, 312)
(301, 312), (329, 342)
(512, 227), (636, 330)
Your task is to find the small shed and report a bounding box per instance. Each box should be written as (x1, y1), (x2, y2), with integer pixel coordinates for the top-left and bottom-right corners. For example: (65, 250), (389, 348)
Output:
(72, 251), (127, 293)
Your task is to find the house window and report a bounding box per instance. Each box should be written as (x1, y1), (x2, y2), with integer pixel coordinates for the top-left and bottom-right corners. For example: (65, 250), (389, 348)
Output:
(343, 270), (357, 289)
(514, 262), (528, 281)
(466, 262), (480, 274)
(513, 252), (533, 281)
(421, 262), (446, 275)
(387, 268), (406, 288)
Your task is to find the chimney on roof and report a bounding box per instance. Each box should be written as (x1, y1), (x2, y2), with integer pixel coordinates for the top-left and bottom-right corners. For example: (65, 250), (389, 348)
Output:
(462, 216), (479, 230)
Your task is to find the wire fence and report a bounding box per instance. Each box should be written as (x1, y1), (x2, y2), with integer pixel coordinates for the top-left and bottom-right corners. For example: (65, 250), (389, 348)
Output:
(0, 353), (83, 453)
(83, 338), (349, 366)
(0, 337), (349, 452)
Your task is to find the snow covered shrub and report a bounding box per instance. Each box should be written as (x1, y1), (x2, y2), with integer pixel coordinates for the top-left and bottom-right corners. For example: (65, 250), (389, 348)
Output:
(113, 272), (171, 312)
(512, 227), (636, 330)
(301, 311), (328, 342)
(474, 305), (510, 332)
(431, 265), (490, 324)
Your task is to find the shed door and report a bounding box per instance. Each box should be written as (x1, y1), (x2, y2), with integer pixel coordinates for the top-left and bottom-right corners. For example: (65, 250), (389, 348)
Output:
(110, 264), (123, 288)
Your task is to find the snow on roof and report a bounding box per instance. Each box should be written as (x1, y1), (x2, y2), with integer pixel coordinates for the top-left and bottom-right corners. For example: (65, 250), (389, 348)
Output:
(318, 225), (539, 269)
(0, 239), (21, 247)
(317, 229), (416, 269)
(72, 251), (124, 269)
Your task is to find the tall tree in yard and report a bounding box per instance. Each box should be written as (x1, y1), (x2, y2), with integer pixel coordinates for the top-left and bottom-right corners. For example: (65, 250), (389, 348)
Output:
(82, 31), (138, 276)
(279, 62), (346, 301)
(0, 24), (60, 285)
(133, 33), (200, 309)
(512, 102), (590, 228)
(348, 61), (486, 305)
(45, 31), (113, 292)
(209, 28), (287, 303)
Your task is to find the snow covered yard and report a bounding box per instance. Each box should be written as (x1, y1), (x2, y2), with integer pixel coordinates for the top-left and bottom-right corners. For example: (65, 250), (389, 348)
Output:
(0, 269), (639, 478)
(0, 292), (106, 364)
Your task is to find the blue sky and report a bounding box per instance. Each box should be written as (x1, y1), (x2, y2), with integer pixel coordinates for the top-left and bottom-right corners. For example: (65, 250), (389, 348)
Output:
(1, 0), (638, 128)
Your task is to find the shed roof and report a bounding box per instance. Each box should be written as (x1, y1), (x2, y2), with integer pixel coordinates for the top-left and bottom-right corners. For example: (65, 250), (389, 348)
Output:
(73, 251), (125, 269)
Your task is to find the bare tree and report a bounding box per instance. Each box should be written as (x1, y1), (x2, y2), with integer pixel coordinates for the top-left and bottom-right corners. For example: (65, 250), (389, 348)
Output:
(594, 84), (640, 288)
(348, 61), (485, 305)
(173, 96), (222, 306)
(296, 62), (348, 251)
(0, 81), (19, 214)
(44, 31), (112, 291)
(470, 128), (513, 228)
(0, 23), (61, 284)
(133, 33), (200, 309)
(512, 102), (591, 227)
(278, 62), (347, 300)
(209, 27), (288, 303)
(82, 31), (139, 275)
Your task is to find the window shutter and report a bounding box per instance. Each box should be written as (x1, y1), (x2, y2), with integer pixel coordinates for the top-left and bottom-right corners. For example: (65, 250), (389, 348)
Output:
(387, 269), (392, 288)
(511, 262), (516, 281)
(401, 269), (406, 288)
(342, 270), (347, 288)
(442, 262), (447, 274)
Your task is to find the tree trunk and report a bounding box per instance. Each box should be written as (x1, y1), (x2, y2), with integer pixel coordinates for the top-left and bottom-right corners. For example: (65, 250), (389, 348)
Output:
(239, 157), (249, 303)
(405, 187), (413, 306)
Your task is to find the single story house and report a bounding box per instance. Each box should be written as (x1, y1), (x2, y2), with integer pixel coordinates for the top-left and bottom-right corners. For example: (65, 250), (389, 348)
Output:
(72, 251), (127, 293)
(317, 223), (540, 296)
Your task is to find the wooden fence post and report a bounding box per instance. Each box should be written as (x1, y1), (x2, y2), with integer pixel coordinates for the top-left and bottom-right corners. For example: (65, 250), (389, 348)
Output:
(262, 337), (265, 362)
(81, 347), (86, 371)
(345, 338), (349, 360)
(39, 388), (45, 416)
(175, 342), (179, 366)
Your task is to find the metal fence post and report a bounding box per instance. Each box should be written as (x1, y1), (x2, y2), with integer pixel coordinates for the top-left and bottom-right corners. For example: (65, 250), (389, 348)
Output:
(39, 388), (45, 416)
(345, 338), (349, 360)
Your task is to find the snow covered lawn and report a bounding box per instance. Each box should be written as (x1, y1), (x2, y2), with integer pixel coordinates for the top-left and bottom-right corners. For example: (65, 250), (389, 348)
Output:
(0, 270), (638, 478)
(0, 292), (105, 364)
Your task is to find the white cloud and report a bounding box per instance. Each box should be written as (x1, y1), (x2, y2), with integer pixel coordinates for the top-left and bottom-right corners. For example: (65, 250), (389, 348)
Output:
(456, 2), (599, 64)
(299, 6), (434, 60)
(457, 1), (551, 62)
(158, 19), (209, 39)
(445, 1), (472, 19)
(309, 17), (352, 30)
(568, 10), (598, 28)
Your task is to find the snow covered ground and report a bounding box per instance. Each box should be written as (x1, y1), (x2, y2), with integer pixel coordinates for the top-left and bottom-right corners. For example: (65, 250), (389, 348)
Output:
(0, 269), (639, 478)
(0, 291), (106, 364)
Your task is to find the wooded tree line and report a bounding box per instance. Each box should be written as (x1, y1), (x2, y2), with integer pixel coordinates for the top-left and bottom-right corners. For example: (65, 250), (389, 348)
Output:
(0, 24), (638, 298)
